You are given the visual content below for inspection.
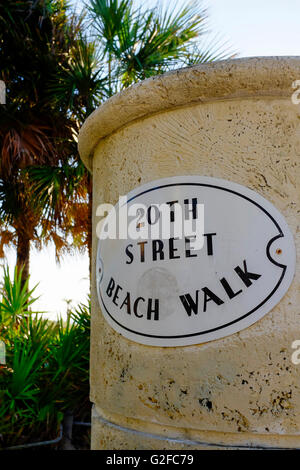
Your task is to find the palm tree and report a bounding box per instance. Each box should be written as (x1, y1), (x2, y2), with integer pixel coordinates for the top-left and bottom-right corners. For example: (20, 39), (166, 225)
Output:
(27, 37), (106, 278)
(0, 0), (87, 284)
(88, 0), (232, 89)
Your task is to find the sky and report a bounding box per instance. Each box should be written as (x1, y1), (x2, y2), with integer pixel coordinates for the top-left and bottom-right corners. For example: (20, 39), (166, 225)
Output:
(5, 0), (300, 320)
(207, 0), (300, 57)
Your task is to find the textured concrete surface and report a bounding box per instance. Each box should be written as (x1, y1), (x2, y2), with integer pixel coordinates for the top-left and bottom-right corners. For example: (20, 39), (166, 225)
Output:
(79, 57), (300, 172)
(91, 407), (300, 450)
(78, 57), (300, 449)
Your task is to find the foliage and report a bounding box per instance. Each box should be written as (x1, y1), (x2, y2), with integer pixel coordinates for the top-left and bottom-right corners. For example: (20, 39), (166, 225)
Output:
(0, 0), (89, 276)
(0, 266), (90, 448)
(0, 266), (39, 329)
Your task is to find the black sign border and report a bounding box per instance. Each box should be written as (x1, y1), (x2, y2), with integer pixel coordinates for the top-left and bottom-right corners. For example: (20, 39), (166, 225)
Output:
(98, 182), (288, 340)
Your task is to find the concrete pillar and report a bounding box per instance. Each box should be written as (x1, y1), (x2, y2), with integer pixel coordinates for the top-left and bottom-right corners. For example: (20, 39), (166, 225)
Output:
(78, 57), (300, 450)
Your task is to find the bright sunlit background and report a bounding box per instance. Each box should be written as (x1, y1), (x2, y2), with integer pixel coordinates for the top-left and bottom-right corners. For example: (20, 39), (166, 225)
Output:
(4, 0), (300, 320)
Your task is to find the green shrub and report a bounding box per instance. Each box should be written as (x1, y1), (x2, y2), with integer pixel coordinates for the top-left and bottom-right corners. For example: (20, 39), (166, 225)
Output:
(0, 266), (90, 448)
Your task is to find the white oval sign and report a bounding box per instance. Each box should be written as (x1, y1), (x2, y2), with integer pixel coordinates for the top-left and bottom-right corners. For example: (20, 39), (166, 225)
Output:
(96, 176), (296, 347)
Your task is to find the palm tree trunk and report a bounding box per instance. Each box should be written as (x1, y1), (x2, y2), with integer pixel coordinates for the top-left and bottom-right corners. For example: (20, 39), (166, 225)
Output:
(16, 231), (30, 286)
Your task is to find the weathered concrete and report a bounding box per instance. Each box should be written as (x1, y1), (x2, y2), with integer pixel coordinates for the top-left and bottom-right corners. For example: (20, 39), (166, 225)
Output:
(78, 57), (300, 449)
